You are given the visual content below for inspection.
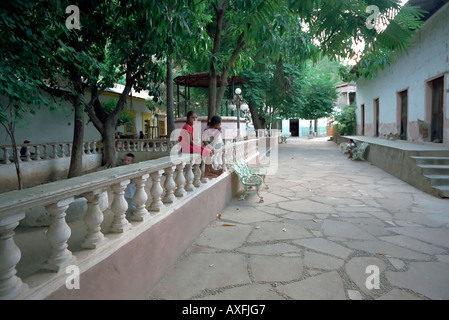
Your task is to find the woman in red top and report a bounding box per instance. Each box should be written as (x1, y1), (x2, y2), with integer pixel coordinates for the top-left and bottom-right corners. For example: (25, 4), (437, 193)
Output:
(179, 111), (222, 178)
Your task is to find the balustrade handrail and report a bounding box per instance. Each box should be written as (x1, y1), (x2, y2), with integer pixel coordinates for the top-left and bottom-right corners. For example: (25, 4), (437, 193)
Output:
(0, 152), (205, 217)
(0, 138), (263, 300)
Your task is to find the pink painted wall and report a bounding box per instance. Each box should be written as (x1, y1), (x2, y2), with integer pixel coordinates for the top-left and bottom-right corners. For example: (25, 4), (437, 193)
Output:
(45, 173), (242, 300)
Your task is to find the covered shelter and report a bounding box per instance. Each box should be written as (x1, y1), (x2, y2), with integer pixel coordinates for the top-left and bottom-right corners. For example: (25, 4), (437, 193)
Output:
(174, 72), (247, 117)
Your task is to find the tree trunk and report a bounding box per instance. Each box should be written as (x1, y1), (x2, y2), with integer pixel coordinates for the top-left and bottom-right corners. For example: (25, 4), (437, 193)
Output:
(68, 96), (84, 178)
(216, 33), (245, 111)
(249, 103), (263, 130)
(208, 68), (217, 120)
(101, 119), (117, 168)
(1, 118), (22, 189)
(10, 134), (22, 190)
(208, 1), (229, 120)
(166, 57), (175, 138)
(9, 126), (22, 190)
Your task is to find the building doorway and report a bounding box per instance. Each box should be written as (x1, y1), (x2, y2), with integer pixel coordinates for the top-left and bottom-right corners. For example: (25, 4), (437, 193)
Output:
(290, 119), (299, 137)
(374, 98), (380, 137)
(361, 104), (365, 136)
(398, 90), (408, 140)
(430, 77), (444, 143)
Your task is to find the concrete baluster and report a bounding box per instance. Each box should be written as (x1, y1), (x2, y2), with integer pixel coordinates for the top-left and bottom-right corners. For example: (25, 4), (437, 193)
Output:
(193, 159), (202, 188)
(59, 144), (66, 158)
(16, 147), (22, 163)
(3, 147), (11, 164)
(24, 146), (31, 161)
(82, 190), (107, 249)
(149, 170), (164, 212)
(42, 198), (77, 272)
(34, 145), (41, 161)
(52, 144), (59, 159)
(200, 160), (208, 183)
(0, 213), (28, 300)
(174, 162), (186, 197)
(110, 180), (132, 233)
(184, 162), (195, 191)
(43, 144), (50, 159)
(163, 165), (177, 204)
(67, 143), (72, 157)
(131, 174), (150, 221)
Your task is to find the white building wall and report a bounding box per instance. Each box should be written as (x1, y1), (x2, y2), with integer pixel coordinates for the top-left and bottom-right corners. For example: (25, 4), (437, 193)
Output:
(0, 91), (150, 145)
(356, 3), (449, 146)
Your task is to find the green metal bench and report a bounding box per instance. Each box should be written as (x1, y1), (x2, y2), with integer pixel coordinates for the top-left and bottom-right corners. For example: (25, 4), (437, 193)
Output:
(232, 160), (267, 202)
(351, 142), (370, 160)
(278, 132), (290, 144)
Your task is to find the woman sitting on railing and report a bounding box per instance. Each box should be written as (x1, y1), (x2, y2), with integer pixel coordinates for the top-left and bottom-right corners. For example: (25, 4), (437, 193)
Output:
(179, 111), (222, 178)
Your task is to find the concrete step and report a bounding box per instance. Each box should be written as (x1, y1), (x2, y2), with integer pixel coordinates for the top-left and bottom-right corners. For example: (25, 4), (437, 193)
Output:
(417, 164), (449, 175)
(434, 186), (449, 198)
(410, 150), (449, 157)
(424, 174), (449, 186)
(411, 156), (449, 165)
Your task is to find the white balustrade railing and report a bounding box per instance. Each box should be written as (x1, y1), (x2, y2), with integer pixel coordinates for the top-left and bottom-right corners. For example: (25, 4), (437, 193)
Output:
(0, 139), (178, 165)
(0, 141), (101, 164)
(0, 138), (261, 300)
(115, 139), (174, 153)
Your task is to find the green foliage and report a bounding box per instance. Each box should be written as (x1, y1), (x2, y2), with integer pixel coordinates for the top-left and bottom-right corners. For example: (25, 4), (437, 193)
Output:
(103, 99), (132, 127)
(334, 104), (357, 135)
(299, 60), (339, 120)
(242, 56), (340, 127)
(0, 1), (66, 118)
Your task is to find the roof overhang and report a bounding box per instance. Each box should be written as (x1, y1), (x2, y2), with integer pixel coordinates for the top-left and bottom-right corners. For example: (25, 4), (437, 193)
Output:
(174, 72), (247, 88)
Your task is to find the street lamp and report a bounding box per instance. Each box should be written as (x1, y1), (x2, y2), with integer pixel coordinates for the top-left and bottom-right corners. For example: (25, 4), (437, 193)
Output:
(228, 88), (249, 140)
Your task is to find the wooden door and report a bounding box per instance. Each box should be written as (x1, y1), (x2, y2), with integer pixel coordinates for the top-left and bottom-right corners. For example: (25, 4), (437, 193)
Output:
(374, 98), (379, 137)
(431, 77), (444, 143)
(399, 90), (408, 140)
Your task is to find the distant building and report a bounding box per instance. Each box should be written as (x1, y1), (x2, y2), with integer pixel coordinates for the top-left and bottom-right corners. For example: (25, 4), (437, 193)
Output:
(0, 84), (167, 145)
(335, 83), (356, 107)
(354, 0), (449, 147)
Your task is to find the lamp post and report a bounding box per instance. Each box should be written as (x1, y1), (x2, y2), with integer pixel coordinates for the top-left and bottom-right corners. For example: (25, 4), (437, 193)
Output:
(228, 88), (249, 140)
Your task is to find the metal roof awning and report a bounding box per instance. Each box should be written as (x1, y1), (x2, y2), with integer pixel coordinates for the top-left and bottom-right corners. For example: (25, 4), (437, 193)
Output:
(174, 72), (247, 88)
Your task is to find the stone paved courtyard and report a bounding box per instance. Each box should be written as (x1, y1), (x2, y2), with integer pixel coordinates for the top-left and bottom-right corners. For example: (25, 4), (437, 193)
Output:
(149, 137), (449, 300)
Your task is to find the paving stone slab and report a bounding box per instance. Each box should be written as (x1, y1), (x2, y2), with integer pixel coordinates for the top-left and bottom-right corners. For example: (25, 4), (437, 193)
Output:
(345, 256), (386, 295)
(321, 220), (377, 240)
(247, 221), (312, 243)
(293, 238), (353, 259)
(303, 250), (345, 270)
(195, 222), (253, 250)
(386, 262), (449, 299)
(380, 235), (446, 255)
(395, 211), (449, 228)
(436, 255), (449, 264)
(278, 199), (336, 214)
(150, 252), (250, 300)
(388, 227), (449, 249)
(249, 255), (303, 282)
(344, 240), (431, 260)
(375, 289), (423, 300)
(198, 284), (284, 300)
(276, 271), (346, 300)
(237, 243), (301, 256)
(221, 206), (276, 224)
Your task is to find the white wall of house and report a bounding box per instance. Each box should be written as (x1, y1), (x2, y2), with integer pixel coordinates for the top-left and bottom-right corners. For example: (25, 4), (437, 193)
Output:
(0, 90), (155, 146)
(355, 2), (449, 147)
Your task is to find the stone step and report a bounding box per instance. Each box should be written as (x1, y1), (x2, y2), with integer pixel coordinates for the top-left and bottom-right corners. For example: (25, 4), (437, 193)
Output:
(410, 150), (449, 157)
(424, 174), (449, 186)
(417, 164), (449, 175)
(410, 156), (449, 165)
(434, 186), (449, 198)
